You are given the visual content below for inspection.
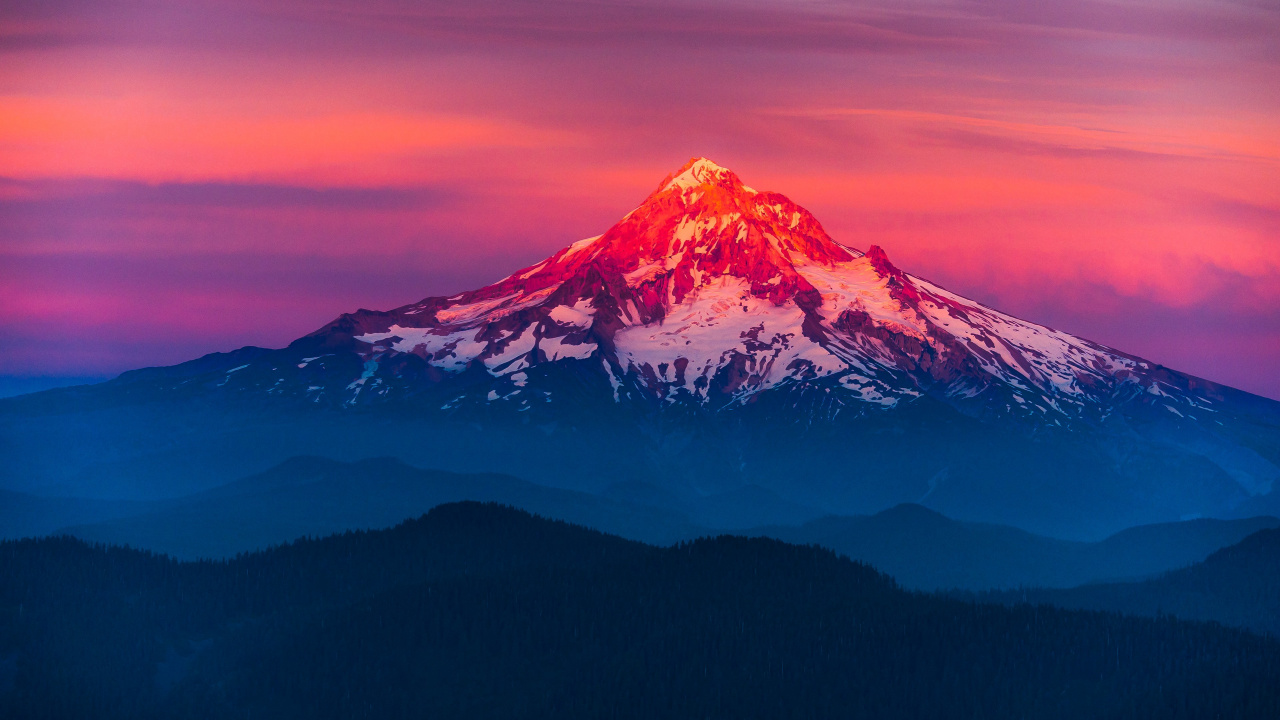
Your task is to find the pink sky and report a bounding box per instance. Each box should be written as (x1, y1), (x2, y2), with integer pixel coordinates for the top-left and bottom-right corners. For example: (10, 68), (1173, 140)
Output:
(2, 0), (1278, 398)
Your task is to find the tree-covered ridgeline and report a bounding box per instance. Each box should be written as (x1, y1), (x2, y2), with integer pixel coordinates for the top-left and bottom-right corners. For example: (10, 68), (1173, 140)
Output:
(2, 503), (1278, 719)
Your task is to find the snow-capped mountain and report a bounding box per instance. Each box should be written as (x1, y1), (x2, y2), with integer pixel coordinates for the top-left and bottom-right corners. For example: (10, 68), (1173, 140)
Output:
(6, 158), (1278, 538)
(301, 158), (1222, 428)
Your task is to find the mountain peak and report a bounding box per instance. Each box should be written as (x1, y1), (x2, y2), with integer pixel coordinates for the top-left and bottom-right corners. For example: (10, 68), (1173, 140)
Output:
(657, 157), (752, 195)
(334, 159), (1167, 423)
(569, 158), (859, 306)
(865, 245), (900, 276)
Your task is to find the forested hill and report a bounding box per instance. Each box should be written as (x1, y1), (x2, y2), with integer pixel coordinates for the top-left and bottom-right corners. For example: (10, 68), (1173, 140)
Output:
(3, 504), (1280, 719)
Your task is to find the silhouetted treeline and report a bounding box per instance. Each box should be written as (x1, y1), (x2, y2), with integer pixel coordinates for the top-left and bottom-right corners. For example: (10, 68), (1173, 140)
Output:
(2, 503), (1279, 719)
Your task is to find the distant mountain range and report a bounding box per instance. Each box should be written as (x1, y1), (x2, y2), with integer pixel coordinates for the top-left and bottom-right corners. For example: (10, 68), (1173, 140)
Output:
(748, 503), (1280, 591)
(55, 456), (702, 558)
(12, 455), (1267, 592)
(2, 158), (1278, 539)
(983, 526), (1280, 637)
(4, 502), (1279, 719)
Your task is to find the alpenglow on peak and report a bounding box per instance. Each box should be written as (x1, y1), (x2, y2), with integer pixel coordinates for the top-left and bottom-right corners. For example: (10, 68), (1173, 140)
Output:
(296, 156), (1232, 441)
(658, 157), (753, 194)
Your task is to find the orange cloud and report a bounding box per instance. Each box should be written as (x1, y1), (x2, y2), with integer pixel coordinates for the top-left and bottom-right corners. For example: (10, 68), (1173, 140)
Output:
(0, 95), (576, 183)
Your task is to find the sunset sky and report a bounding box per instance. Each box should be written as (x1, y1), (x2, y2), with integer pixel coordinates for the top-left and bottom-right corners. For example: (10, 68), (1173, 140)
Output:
(2, 0), (1278, 399)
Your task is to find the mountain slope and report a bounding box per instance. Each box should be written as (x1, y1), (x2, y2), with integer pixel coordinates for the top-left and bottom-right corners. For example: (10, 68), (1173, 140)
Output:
(750, 505), (1280, 591)
(983, 527), (1280, 636)
(61, 457), (702, 558)
(2, 158), (1278, 538)
(0, 489), (154, 541)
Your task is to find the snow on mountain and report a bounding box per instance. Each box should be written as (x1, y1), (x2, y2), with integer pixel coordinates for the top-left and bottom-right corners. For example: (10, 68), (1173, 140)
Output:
(306, 157), (1211, 426)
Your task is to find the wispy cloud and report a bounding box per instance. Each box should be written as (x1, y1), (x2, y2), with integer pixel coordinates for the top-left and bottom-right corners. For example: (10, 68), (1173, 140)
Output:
(762, 107), (1280, 163)
(8, 1), (1278, 57)
(0, 95), (580, 183)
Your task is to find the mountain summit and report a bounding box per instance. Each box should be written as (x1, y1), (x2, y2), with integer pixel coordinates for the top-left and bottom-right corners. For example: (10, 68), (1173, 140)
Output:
(309, 158), (1207, 425)
(8, 158), (1279, 537)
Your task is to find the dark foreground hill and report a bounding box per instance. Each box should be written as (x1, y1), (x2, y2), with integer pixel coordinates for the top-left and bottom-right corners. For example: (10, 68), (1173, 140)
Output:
(3, 503), (1279, 719)
(982, 527), (1280, 637)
